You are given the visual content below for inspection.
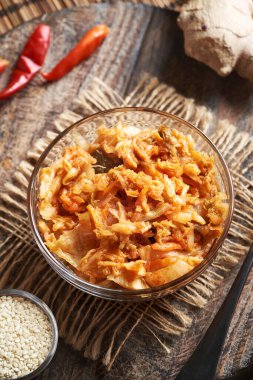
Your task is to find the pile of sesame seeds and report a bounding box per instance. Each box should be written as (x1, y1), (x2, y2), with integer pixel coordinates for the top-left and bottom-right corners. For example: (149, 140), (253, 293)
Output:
(0, 295), (53, 379)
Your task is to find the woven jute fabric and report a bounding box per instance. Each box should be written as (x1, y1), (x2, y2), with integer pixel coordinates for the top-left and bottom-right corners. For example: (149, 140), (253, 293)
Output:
(0, 75), (252, 370)
(0, 0), (184, 35)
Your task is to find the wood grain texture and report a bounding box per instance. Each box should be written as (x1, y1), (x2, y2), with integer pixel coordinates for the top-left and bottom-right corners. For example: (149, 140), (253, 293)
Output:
(0, 0), (185, 35)
(0, 3), (253, 380)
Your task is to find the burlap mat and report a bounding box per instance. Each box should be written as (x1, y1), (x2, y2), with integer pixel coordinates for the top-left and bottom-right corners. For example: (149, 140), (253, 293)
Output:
(0, 76), (253, 370)
(0, 0), (185, 36)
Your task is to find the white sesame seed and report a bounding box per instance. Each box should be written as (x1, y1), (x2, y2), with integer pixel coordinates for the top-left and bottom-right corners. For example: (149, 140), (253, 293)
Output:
(0, 296), (53, 379)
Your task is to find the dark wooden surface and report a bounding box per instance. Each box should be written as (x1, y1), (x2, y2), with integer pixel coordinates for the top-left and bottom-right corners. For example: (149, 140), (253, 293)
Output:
(0, 3), (253, 380)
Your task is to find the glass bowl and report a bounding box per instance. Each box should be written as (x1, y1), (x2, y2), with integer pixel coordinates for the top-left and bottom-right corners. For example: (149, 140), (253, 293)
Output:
(27, 108), (234, 302)
(0, 289), (58, 379)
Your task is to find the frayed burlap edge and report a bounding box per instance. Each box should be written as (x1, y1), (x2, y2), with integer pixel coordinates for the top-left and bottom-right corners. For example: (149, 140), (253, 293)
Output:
(0, 75), (252, 370)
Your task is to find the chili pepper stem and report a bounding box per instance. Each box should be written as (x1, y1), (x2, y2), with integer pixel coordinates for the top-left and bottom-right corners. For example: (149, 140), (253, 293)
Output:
(0, 58), (9, 74)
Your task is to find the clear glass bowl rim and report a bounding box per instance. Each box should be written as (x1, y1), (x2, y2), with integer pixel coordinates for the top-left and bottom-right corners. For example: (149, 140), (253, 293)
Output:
(27, 107), (234, 300)
(0, 288), (58, 379)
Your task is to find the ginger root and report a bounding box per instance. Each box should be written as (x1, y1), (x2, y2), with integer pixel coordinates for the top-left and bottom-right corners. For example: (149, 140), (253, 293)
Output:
(177, 0), (253, 81)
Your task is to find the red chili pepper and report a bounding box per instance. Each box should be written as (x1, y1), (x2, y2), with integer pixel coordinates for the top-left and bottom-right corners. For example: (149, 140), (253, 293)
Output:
(41, 24), (109, 82)
(0, 24), (50, 99)
(0, 58), (9, 74)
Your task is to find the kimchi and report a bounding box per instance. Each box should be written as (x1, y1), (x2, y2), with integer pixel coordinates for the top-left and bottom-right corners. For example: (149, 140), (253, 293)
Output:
(38, 123), (228, 289)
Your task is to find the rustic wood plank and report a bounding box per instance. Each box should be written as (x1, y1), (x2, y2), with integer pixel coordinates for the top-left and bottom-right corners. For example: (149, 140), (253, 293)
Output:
(0, 0), (185, 36)
(0, 4), (252, 380)
(0, 3), (153, 191)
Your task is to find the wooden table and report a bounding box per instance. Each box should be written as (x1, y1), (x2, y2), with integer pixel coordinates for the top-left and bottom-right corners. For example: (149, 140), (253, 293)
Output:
(0, 3), (252, 379)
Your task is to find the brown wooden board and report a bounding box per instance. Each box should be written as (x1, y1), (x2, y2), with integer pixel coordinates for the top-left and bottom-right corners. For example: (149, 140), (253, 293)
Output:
(0, 0), (184, 35)
(0, 3), (253, 380)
